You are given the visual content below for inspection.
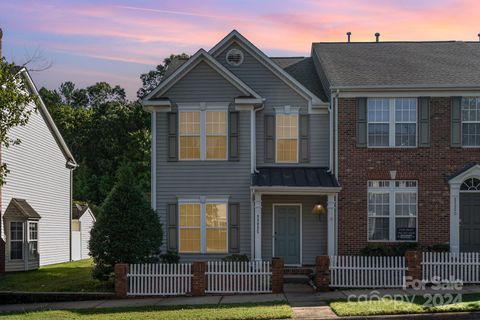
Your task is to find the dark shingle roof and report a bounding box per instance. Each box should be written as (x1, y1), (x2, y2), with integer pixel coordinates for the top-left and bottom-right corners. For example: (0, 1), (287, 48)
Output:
(4, 198), (42, 220)
(252, 167), (339, 188)
(163, 58), (188, 79)
(270, 57), (305, 68)
(72, 203), (89, 220)
(312, 41), (480, 88)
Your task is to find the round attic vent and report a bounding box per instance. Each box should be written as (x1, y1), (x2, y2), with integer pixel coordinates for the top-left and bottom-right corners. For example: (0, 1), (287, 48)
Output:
(226, 48), (244, 66)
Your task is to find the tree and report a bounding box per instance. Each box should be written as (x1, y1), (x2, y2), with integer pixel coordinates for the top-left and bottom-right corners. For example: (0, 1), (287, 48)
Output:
(89, 163), (162, 280)
(0, 59), (37, 185)
(137, 53), (189, 99)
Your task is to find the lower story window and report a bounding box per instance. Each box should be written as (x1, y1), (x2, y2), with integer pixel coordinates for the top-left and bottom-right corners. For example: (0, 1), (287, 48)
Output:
(179, 200), (227, 253)
(10, 221), (23, 260)
(29, 222), (39, 257)
(368, 180), (418, 241)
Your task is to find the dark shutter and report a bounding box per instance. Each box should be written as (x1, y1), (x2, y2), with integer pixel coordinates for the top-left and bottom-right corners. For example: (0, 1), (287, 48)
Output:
(228, 203), (240, 253)
(451, 97), (462, 147)
(264, 115), (275, 162)
(299, 114), (309, 163)
(229, 111), (239, 161)
(418, 97), (431, 147)
(356, 98), (367, 147)
(167, 112), (178, 161)
(167, 203), (178, 252)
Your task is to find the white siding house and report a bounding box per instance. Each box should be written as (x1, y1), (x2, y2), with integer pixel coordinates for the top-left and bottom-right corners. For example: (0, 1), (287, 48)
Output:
(1, 68), (77, 272)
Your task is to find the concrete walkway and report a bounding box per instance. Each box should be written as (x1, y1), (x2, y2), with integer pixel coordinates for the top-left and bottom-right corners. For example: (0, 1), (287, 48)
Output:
(2, 284), (480, 318)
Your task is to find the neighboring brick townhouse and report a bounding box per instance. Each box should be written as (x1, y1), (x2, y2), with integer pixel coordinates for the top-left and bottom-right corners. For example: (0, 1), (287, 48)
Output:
(142, 31), (480, 265)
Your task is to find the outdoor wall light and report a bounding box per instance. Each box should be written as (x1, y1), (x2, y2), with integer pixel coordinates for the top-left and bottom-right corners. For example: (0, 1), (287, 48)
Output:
(312, 202), (326, 215)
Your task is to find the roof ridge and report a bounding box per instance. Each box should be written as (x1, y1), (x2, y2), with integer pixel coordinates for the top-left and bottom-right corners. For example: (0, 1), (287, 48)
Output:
(313, 40), (464, 44)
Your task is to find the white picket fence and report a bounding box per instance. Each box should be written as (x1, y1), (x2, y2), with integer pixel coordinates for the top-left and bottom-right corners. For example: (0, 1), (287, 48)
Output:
(422, 252), (480, 284)
(330, 255), (407, 288)
(127, 263), (192, 296)
(206, 261), (272, 294)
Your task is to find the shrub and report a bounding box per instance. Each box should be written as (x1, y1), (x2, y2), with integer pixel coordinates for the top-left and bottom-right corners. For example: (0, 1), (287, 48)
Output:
(160, 251), (180, 264)
(360, 243), (418, 256)
(425, 243), (450, 252)
(222, 254), (249, 262)
(89, 163), (162, 280)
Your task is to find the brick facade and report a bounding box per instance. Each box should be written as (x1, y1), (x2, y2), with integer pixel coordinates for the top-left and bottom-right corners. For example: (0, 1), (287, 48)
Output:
(337, 97), (480, 254)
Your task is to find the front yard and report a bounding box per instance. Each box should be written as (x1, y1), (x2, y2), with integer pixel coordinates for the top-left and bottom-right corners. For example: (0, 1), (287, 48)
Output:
(330, 292), (480, 317)
(0, 259), (111, 292)
(0, 303), (292, 320)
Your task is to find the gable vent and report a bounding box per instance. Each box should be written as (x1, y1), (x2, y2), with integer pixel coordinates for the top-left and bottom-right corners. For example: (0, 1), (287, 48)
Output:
(226, 48), (244, 66)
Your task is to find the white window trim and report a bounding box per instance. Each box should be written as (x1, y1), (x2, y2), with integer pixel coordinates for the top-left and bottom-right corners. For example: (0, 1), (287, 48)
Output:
(367, 180), (418, 242)
(28, 221), (39, 257)
(461, 97), (480, 148)
(9, 221), (24, 261)
(275, 106), (300, 164)
(178, 196), (229, 254)
(178, 103), (229, 161)
(367, 98), (418, 148)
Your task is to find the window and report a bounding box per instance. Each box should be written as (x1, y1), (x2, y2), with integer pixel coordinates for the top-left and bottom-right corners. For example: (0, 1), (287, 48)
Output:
(368, 180), (417, 241)
(179, 111), (200, 160)
(461, 97), (480, 147)
(179, 107), (227, 160)
(28, 222), (39, 257)
(10, 222), (23, 260)
(276, 114), (298, 163)
(179, 200), (228, 253)
(367, 98), (417, 147)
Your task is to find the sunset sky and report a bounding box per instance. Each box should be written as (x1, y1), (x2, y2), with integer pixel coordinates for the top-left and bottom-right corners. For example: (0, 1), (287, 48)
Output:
(1, 0), (479, 100)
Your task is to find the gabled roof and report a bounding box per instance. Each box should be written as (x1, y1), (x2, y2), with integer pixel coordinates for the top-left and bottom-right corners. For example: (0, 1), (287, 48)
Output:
(16, 67), (77, 168)
(4, 198), (41, 220)
(312, 41), (480, 89)
(72, 203), (95, 221)
(142, 49), (262, 103)
(209, 30), (328, 107)
(252, 167), (339, 188)
(447, 163), (480, 182)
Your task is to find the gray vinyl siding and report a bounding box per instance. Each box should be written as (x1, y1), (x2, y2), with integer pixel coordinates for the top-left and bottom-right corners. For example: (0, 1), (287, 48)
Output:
(155, 110), (252, 262)
(261, 195), (327, 265)
(215, 43), (329, 167)
(162, 61), (243, 102)
(2, 102), (71, 270)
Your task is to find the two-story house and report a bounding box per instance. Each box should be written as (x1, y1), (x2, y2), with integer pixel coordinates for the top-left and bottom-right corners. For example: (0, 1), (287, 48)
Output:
(312, 40), (480, 255)
(143, 30), (480, 266)
(142, 31), (341, 266)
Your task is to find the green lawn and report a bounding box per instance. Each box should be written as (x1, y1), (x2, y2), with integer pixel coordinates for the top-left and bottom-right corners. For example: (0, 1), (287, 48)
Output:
(330, 293), (480, 317)
(0, 303), (292, 320)
(0, 259), (112, 292)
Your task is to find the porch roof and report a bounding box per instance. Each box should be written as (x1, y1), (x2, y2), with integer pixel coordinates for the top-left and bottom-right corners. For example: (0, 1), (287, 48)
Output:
(4, 198), (41, 220)
(252, 167), (339, 188)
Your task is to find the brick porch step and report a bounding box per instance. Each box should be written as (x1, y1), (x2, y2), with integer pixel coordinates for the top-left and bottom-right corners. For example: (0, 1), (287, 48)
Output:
(283, 267), (314, 276)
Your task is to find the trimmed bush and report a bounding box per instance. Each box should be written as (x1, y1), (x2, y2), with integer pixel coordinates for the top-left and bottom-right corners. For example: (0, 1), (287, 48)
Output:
(89, 163), (162, 280)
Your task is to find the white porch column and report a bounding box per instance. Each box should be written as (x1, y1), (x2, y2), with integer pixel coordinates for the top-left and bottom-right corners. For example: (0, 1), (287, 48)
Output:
(450, 183), (461, 254)
(254, 192), (262, 261)
(327, 194), (336, 256)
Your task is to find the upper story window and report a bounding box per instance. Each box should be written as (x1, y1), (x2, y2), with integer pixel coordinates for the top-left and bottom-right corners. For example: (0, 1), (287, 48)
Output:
(179, 105), (227, 161)
(461, 97), (480, 147)
(367, 180), (417, 242)
(276, 107), (299, 163)
(367, 98), (417, 147)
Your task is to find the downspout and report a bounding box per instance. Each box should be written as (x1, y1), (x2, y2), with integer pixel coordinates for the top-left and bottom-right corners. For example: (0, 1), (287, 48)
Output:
(334, 89), (339, 255)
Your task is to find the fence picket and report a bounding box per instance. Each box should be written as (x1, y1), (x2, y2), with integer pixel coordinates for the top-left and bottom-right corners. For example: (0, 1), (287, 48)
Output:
(422, 252), (480, 284)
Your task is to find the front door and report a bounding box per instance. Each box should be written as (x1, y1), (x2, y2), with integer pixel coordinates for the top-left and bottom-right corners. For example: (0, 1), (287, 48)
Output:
(274, 205), (301, 265)
(460, 193), (480, 252)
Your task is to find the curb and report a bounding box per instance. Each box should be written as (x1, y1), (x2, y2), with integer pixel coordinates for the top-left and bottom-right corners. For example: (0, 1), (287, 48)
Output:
(0, 291), (116, 305)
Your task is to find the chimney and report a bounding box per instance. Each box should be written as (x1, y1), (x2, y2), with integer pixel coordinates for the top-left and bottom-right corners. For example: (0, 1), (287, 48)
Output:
(346, 32), (351, 43)
(375, 32), (380, 42)
(0, 28), (3, 58)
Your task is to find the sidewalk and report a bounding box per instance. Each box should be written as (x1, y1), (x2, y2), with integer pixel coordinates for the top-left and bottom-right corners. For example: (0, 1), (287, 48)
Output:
(2, 284), (480, 318)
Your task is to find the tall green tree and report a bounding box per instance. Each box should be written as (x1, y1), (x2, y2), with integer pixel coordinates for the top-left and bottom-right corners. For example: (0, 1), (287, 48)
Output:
(89, 163), (162, 280)
(0, 60), (37, 185)
(137, 53), (189, 99)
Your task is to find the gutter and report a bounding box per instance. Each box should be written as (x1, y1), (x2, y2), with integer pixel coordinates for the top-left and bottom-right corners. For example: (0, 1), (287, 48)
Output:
(330, 84), (480, 91)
